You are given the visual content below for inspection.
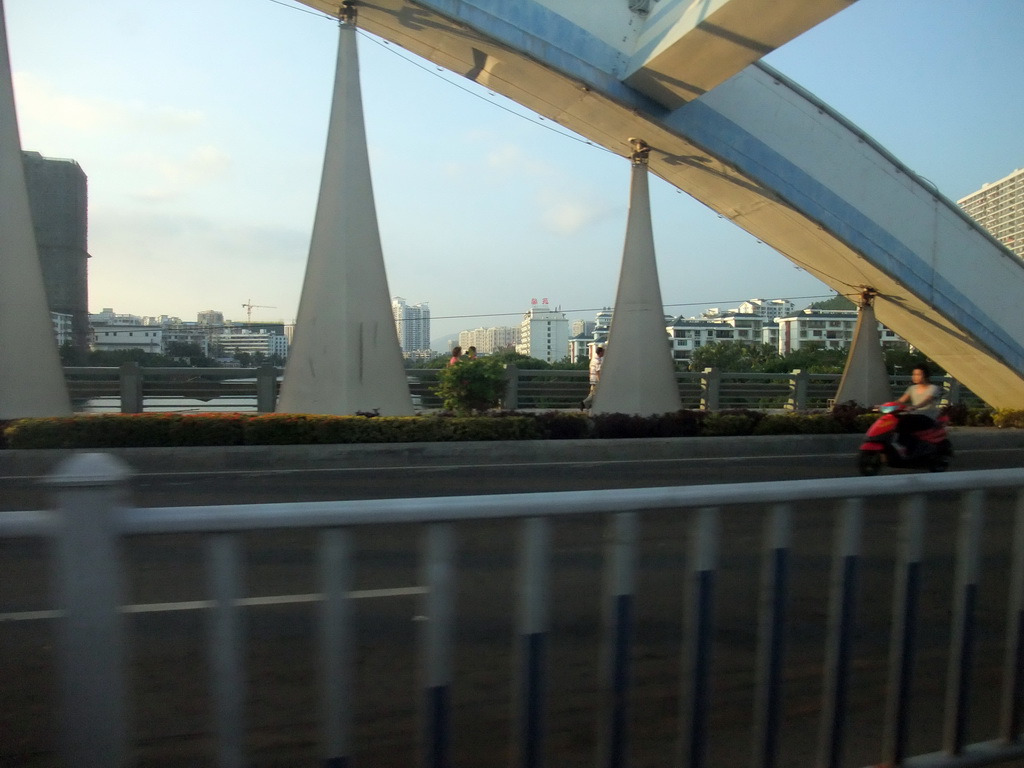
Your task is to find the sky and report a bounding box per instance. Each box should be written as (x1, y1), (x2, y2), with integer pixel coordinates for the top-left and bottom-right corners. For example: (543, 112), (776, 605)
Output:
(5, 0), (1022, 344)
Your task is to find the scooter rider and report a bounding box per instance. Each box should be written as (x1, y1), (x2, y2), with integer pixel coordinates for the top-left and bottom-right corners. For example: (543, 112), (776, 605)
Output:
(895, 363), (941, 449)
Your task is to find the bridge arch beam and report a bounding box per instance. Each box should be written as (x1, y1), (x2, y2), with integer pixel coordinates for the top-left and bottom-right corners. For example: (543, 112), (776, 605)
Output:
(298, 0), (1024, 407)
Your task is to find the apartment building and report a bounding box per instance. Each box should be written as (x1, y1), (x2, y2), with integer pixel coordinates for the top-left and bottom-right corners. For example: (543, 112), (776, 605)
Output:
(457, 326), (520, 355)
(958, 167), (1024, 258)
(517, 301), (569, 363)
(775, 309), (905, 355)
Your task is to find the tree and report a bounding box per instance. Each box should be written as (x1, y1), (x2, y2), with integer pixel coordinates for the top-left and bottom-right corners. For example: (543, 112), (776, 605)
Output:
(488, 349), (551, 369)
(884, 347), (943, 377)
(688, 342), (779, 372)
(433, 358), (507, 412)
(807, 293), (856, 311)
(165, 341), (216, 367)
(759, 345), (849, 374)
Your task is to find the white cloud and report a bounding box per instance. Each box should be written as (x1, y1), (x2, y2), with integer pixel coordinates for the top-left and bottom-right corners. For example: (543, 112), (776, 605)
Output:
(539, 196), (603, 236)
(123, 144), (233, 202)
(12, 71), (205, 136)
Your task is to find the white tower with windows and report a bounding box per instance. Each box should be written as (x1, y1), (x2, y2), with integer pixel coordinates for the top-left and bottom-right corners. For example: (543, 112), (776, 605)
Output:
(517, 301), (569, 363)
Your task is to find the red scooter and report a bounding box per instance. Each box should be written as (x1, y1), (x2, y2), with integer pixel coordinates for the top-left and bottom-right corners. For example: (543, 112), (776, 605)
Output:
(858, 402), (953, 476)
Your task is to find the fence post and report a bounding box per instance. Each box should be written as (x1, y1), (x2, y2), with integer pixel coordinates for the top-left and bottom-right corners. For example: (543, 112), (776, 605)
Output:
(787, 369), (809, 412)
(504, 364), (519, 411)
(943, 376), (962, 407)
(700, 368), (720, 412)
(119, 362), (143, 413)
(47, 453), (133, 767)
(256, 365), (278, 413)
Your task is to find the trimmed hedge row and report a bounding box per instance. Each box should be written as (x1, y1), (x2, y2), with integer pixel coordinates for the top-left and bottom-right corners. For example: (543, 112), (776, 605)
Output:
(0, 406), (1012, 450)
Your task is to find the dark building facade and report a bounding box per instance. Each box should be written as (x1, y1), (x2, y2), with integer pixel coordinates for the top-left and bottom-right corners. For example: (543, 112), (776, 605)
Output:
(22, 151), (90, 352)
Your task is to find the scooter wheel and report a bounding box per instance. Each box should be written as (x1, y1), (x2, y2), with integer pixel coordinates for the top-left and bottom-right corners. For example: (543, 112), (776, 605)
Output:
(858, 450), (882, 476)
(929, 457), (950, 472)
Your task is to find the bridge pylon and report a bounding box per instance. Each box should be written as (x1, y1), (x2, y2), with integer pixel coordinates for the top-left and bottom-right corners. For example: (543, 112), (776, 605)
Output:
(834, 289), (892, 409)
(593, 140), (682, 416)
(277, 8), (413, 416)
(0, 0), (71, 419)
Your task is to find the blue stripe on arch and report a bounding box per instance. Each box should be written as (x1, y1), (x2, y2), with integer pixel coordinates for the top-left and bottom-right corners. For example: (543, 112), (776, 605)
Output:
(891, 560), (921, 764)
(689, 568), (715, 768)
(760, 546), (789, 768)
(608, 593), (634, 768)
(668, 97), (1024, 373)
(521, 632), (546, 768)
(825, 554), (859, 768)
(1010, 608), (1024, 738)
(951, 583), (978, 752)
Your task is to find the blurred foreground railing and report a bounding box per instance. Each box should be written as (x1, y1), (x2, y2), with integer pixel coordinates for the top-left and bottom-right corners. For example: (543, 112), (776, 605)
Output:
(3, 457), (1024, 766)
(62, 365), (983, 413)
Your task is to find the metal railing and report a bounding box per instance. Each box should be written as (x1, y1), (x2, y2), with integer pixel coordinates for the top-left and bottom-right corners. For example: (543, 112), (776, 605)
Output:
(61, 365), (983, 413)
(3, 456), (1024, 766)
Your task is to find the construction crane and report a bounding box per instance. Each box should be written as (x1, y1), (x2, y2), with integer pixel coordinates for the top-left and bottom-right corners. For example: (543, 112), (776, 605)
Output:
(241, 299), (276, 322)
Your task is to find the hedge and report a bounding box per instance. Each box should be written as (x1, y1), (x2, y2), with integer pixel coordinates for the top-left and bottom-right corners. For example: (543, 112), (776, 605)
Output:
(0, 406), (1008, 450)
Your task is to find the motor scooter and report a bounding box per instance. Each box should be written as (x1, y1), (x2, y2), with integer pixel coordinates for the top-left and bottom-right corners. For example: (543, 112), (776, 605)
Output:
(858, 402), (953, 476)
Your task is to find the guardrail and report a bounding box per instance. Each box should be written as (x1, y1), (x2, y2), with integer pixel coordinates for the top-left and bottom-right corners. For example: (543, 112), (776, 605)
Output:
(3, 457), (1024, 766)
(61, 365), (982, 414)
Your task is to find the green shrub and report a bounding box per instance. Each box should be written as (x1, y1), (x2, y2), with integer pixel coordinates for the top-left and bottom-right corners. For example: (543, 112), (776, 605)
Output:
(652, 410), (704, 437)
(701, 414), (754, 437)
(243, 414), (322, 445)
(166, 413), (246, 446)
(440, 416), (541, 442)
(1, 405), (1001, 450)
(993, 409), (1024, 429)
(433, 359), (506, 413)
(830, 401), (873, 431)
(593, 413), (660, 439)
(700, 410), (763, 437)
(966, 408), (995, 427)
(529, 411), (593, 440)
(3, 413), (248, 449)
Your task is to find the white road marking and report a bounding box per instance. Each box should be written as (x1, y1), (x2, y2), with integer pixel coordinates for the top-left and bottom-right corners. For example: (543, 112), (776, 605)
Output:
(0, 586), (428, 623)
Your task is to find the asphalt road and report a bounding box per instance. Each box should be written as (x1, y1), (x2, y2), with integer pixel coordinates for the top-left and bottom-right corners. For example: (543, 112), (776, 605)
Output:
(2, 442), (1024, 767)
(3, 438), (1023, 510)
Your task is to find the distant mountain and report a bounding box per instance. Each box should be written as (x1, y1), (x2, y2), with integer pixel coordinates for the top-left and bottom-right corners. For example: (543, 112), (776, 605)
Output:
(430, 332), (459, 352)
(807, 293), (856, 311)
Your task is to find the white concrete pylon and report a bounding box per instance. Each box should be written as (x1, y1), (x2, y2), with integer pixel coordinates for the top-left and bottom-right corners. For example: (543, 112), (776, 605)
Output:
(277, 16), (413, 416)
(592, 145), (682, 416)
(0, 0), (71, 419)
(834, 298), (891, 408)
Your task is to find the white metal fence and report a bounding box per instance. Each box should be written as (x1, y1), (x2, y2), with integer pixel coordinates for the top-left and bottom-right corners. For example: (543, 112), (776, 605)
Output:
(3, 456), (1024, 766)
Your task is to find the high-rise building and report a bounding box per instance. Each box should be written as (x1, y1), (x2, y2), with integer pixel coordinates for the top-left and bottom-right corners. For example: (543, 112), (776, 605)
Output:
(22, 151), (90, 352)
(517, 300), (569, 363)
(392, 297), (431, 356)
(958, 167), (1024, 259)
(570, 319), (595, 337)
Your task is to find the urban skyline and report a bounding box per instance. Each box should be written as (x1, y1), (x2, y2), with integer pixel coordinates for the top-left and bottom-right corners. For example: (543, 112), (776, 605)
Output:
(6, 0), (1022, 341)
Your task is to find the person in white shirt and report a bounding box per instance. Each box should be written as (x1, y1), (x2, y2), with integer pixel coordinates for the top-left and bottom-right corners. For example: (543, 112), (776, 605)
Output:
(895, 363), (942, 447)
(581, 346), (604, 410)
